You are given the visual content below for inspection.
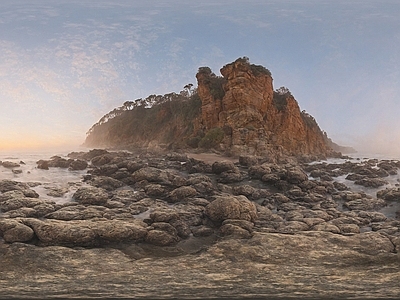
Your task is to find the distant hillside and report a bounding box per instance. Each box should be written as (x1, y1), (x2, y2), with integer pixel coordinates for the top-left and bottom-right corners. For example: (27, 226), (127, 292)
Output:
(84, 91), (202, 150)
(84, 57), (340, 157)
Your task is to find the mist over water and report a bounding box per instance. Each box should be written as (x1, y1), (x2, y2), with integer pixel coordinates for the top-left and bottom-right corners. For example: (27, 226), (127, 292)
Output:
(0, 147), (88, 204)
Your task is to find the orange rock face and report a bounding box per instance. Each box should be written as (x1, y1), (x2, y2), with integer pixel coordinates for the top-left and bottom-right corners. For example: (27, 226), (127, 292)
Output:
(196, 58), (330, 157)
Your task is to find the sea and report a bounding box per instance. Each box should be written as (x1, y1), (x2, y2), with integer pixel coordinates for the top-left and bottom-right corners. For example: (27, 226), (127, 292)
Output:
(0, 148), (88, 204)
(0, 148), (399, 218)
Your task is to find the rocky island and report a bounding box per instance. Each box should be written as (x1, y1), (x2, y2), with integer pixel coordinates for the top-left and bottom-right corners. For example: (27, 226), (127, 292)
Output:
(0, 58), (399, 299)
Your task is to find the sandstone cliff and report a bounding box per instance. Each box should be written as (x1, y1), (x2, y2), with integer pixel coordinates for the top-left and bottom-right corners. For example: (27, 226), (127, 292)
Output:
(84, 57), (336, 158)
(195, 57), (330, 157)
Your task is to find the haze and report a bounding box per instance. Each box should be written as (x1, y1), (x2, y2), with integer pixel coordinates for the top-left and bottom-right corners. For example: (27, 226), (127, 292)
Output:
(1, 0), (399, 155)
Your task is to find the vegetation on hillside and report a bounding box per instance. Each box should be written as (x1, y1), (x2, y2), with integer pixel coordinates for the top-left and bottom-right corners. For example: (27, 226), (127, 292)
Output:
(84, 87), (202, 149)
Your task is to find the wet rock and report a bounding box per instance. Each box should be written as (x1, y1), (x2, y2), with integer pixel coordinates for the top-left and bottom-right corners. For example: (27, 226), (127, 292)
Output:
(0, 180), (34, 194)
(333, 181), (349, 191)
(377, 187), (400, 201)
(73, 187), (109, 205)
(48, 156), (71, 168)
(86, 176), (125, 191)
(354, 178), (388, 188)
(205, 195), (257, 224)
(343, 198), (386, 211)
(0, 219), (34, 243)
(90, 164), (119, 176)
(36, 160), (49, 170)
(2, 161), (20, 168)
(91, 154), (114, 166)
(68, 159), (88, 171)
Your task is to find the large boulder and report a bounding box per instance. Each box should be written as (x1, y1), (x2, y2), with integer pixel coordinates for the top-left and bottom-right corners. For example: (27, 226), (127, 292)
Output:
(0, 219), (34, 243)
(24, 218), (148, 247)
(377, 187), (400, 201)
(211, 161), (238, 174)
(73, 187), (109, 205)
(168, 186), (197, 203)
(205, 195), (257, 223)
(131, 167), (168, 183)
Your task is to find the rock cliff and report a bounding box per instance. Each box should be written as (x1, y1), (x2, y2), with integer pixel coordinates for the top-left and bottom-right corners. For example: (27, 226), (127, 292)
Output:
(85, 57), (337, 158)
(196, 57), (330, 157)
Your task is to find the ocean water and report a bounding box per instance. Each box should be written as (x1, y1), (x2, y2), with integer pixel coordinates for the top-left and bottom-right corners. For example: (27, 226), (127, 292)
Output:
(310, 152), (400, 219)
(0, 148), (88, 204)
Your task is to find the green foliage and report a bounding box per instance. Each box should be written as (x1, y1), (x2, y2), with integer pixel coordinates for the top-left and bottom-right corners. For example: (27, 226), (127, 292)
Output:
(273, 86), (292, 111)
(301, 110), (319, 129)
(197, 66), (226, 100)
(234, 57), (272, 76)
(198, 127), (224, 149)
(85, 88), (202, 148)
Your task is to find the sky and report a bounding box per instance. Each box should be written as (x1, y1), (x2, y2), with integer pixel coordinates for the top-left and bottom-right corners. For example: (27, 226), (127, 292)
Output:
(0, 0), (399, 155)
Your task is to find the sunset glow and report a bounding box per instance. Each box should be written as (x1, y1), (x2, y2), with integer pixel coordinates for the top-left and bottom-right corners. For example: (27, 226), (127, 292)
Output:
(0, 1), (399, 154)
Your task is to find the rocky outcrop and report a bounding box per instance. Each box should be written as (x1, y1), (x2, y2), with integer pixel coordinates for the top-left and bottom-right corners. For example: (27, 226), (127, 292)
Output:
(196, 57), (330, 157)
(84, 57), (340, 158)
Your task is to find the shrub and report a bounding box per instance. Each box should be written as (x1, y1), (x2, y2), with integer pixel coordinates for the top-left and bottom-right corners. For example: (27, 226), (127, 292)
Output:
(198, 127), (225, 149)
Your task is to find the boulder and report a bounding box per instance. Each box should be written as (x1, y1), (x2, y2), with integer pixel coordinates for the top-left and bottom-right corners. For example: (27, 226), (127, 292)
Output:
(87, 176), (125, 191)
(0, 194), (48, 212)
(132, 167), (168, 183)
(205, 195), (257, 224)
(24, 218), (148, 246)
(145, 230), (179, 246)
(2, 161), (20, 168)
(283, 166), (308, 184)
(354, 178), (388, 188)
(212, 161), (238, 174)
(377, 187), (400, 201)
(168, 186), (197, 203)
(0, 219), (35, 243)
(69, 159), (88, 171)
(73, 187), (109, 205)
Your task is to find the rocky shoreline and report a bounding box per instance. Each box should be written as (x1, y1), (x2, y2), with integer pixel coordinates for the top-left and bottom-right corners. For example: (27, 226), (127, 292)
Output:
(1, 149), (400, 299)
